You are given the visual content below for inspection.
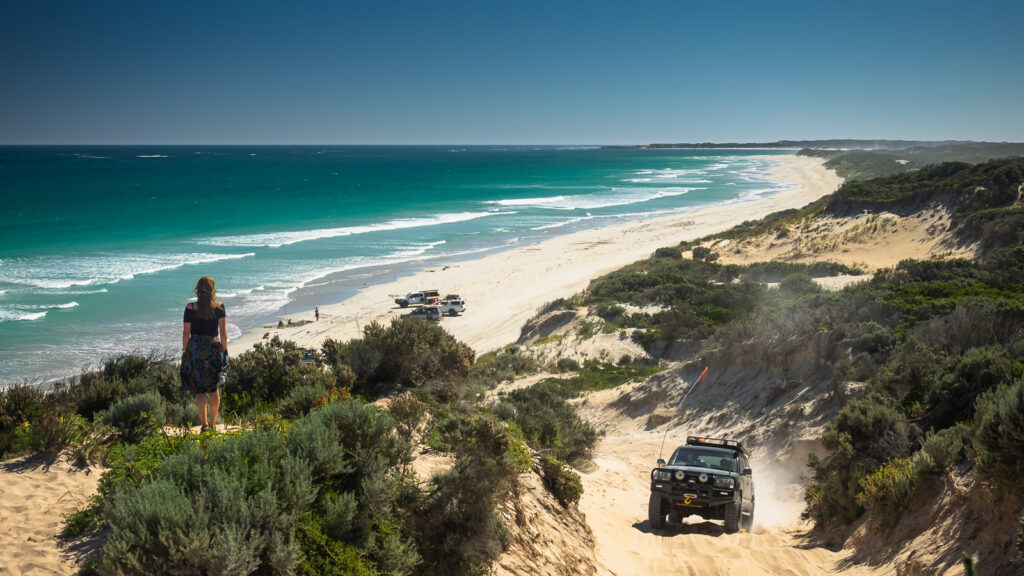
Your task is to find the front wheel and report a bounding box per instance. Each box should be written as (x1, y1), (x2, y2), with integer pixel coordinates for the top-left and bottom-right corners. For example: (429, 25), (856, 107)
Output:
(648, 494), (666, 530)
(448, 309), (458, 316)
(724, 496), (741, 534)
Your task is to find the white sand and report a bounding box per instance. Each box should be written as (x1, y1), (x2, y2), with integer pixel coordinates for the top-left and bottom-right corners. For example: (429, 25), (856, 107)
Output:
(232, 155), (844, 355)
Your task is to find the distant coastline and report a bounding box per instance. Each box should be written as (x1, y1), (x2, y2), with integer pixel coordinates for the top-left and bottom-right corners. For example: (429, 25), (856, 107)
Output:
(602, 139), (979, 150)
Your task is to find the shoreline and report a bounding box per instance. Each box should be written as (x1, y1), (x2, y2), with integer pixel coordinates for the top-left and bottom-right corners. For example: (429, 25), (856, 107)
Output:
(232, 155), (843, 356)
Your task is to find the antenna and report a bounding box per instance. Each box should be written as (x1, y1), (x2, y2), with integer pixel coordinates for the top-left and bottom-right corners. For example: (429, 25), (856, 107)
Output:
(657, 366), (709, 461)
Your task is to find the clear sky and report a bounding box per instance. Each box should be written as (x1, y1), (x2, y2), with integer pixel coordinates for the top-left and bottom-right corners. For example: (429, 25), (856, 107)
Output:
(2, 0), (1022, 144)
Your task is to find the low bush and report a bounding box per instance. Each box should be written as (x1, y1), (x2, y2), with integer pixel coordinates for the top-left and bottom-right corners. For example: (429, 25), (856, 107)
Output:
(100, 392), (166, 443)
(856, 458), (919, 530)
(970, 377), (1024, 485)
(469, 345), (539, 386)
(387, 394), (427, 443)
(221, 336), (314, 414)
(497, 380), (600, 465)
(918, 427), (965, 473)
(87, 399), (420, 576)
(540, 457), (583, 507)
(0, 383), (47, 457)
(14, 405), (88, 455)
(323, 319), (475, 397)
(556, 358), (580, 372)
(280, 382), (331, 419)
(418, 413), (521, 573)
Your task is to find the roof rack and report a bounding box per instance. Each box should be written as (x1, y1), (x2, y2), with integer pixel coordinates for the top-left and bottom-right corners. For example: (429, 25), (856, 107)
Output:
(686, 435), (749, 456)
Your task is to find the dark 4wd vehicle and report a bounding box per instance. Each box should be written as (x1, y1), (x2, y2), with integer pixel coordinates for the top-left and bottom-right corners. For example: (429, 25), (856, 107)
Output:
(402, 306), (441, 322)
(648, 436), (754, 533)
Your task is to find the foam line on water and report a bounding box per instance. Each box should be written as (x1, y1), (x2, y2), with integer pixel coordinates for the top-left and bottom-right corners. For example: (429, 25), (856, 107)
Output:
(198, 212), (510, 248)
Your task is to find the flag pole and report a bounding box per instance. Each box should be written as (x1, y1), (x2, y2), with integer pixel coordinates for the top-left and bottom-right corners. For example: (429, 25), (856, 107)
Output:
(658, 366), (709, 461)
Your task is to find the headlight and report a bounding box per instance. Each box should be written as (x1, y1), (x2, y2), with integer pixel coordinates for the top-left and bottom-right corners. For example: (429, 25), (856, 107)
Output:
(674, 470), (686, 480)
(713, 476), (735, 489)
(653, 470), (672, 481)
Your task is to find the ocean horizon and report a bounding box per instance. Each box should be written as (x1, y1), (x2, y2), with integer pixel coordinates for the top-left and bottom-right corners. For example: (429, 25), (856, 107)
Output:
(0, 145), (793, 385)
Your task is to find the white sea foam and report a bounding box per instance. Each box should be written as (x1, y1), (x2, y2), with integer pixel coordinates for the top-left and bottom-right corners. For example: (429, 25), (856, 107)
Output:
(136, 154), (168, 158)
(198, 212), (508, 248)
(0, 308), (47, 322)
(486, 186), (699, 210)
(3, 252), (255, 290)
(530, 215), (597, 231)
(50, 288), (109, 295)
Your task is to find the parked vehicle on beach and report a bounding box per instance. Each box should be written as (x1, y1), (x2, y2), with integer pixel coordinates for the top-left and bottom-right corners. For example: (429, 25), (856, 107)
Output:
(395, 289), (440, 308)
(402, 306), (441, 322)
(437, 296), (466, 316)
(648, 435), (755, 534)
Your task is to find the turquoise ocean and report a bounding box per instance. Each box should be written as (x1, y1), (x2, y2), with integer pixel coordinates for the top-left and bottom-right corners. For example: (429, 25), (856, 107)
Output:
(0, 146), (792, 385)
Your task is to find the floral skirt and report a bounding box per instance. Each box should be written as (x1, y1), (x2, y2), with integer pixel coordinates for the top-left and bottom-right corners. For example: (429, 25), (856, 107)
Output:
(180, 335), (226, 395)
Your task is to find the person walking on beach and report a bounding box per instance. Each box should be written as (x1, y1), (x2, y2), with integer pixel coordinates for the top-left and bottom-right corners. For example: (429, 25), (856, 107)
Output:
(180, 275), (228, 432)
(315, 306), (320, 321)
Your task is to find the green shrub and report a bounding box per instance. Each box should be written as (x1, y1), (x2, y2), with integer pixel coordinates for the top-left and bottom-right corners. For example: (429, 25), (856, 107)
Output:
(221, 336), (311, 414)
(96, 479), (215, 575)
(470, 346), (539, 386)
(297, 514), (378, 576)
(803, 450), (868, 527)
(970, 377), (1024, 484)
(420, 413), (521, 571)
(323, 319), (475, 397)
(540, 457), (583, 507)
(918, 427), (965, 473)
(69, 419), (117, 467)
(556, 358), (580, 372)
(280, 382), (331, 419)
(654, 246), (681, 259)
(779, 273), (821, 295)
(0, 383), (46, 435)
(90, 400), (418, 576)
(387, 394), (427, 443)
(101, 392), (165, 443)
(14, 405), (88, 455)
(856, 458), (919, 530)
(498, 380), (600, 465)
(578, 322), (597, 340)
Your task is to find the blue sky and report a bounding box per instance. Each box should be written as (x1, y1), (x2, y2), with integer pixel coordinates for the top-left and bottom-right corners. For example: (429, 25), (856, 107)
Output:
(2, 0), (1021, 144)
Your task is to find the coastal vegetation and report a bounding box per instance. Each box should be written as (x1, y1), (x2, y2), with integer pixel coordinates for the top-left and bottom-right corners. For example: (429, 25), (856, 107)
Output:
(540, 157), (1024, 554)
(0, 318), (607, 575)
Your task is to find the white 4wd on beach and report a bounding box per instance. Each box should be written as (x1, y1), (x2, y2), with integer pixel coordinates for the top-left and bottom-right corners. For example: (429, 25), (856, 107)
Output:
(395, 289), (440, 308)
(437, 297), (465, 316)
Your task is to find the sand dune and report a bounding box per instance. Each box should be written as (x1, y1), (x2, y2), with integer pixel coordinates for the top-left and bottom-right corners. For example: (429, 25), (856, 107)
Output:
(0, 455), (101, 576)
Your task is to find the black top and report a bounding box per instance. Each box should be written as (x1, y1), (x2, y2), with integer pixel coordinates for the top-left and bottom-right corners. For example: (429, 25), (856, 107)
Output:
(184, 302), (226, 337)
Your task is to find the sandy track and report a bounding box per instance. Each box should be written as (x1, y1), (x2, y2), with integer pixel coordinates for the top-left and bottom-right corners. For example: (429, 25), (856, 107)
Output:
(576, 399), (880, 576)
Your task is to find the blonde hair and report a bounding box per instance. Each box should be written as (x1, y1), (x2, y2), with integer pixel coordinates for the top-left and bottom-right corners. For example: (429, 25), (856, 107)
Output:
(193, 276), (220, 319)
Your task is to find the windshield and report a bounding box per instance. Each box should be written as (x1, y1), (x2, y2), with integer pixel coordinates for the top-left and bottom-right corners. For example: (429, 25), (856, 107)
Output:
(668, 447), (737, 472)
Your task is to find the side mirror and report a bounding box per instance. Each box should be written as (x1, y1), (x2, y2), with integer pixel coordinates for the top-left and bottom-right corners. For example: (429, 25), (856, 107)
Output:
(742, 467), (752, 476)
(657, 458), (666, 467)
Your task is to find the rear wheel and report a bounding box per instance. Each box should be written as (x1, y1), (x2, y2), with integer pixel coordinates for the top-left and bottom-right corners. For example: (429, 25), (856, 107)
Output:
(741, 500), (755, 532)
(448, 309), (457, 316)
(724, 496), (741, 534)
(648, 493), (666, 530)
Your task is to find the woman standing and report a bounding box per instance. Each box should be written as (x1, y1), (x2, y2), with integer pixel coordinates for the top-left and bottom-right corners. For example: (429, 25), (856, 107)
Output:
(180, 275), (228, 432)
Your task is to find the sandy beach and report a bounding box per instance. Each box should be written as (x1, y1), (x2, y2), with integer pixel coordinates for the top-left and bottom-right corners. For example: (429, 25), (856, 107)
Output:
(233, 155), (844, 356)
